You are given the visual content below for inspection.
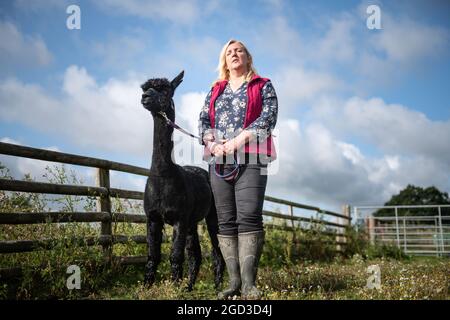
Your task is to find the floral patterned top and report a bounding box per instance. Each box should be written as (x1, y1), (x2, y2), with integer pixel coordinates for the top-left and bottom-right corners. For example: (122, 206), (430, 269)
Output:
(198, 80), (278, 143)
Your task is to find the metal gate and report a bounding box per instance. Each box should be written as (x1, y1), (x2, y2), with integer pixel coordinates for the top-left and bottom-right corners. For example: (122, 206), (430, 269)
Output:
(353, 205), (450, 256)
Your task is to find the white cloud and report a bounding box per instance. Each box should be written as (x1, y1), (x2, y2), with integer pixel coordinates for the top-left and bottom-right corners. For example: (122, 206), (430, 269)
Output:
(268, 119), (382, 208)
(278, 93), (450, 208)
(0, 137), (147, 193)
(373, 15), (449, 63)
(267, 113), (450, 211)
(110, 171), (147, 192)
(276, 5), (450, 85)
(0, 67), (212, 170)
(311, 95), (450, 167)
(253, 15), (304, 63)
(88, 28), (220, 79)
(172, 91), (209, 168)
(169, 35), (222, 73)
(341, 97), (450, 165)
(0, 66), (151, 156)
(63, 65), (97, 95)
(176, 91), (206, 135)
(1, 137), (22, 145)
(0, 137), (67, 183)
(273, 66), (340, 110)
(356, 10), (449, 80)
(89, 31), (184, 77)
(0, 21), (52, 68)
(337, 142), (365, 165)
(314, 14), (356, 64)
(91, 30), (148, 71)
(384, 155), (399, 171)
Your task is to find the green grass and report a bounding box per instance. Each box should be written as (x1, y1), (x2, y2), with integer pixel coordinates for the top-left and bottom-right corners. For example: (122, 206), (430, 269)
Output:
(2, 217), (449, 300)
(3, 220), (448, 300)
(86, 255), (449, 300)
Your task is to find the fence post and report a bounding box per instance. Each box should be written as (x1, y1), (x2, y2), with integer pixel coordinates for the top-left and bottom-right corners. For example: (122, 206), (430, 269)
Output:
(96, 168), (112, 262)
(288, 205), (295, 229)
(336, 205), (351, 252)
(354, 207), (359, 232)
(287, 205), (295, 262)
(344, 205), (351, 228)
(438, 206), (444, 256)
(368, 216), (375, 245)
(403, 218), (407, 253)
(395, 207), (400, 248)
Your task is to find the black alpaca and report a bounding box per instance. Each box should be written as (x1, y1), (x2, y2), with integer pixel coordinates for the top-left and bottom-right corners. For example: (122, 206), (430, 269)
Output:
(140, 71), (224, 291)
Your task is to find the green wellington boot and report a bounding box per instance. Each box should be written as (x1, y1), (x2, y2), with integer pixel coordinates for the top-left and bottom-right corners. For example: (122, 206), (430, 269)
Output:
(238, 230), (265, 300)
(217, 234), (241, 299)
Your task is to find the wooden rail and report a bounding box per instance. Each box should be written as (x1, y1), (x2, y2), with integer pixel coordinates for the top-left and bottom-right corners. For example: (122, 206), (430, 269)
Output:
(0, 141), (352, 274)
(264, 195), (350, 221)
(0, 141), (149, 176)
(0, 235), (147, 253)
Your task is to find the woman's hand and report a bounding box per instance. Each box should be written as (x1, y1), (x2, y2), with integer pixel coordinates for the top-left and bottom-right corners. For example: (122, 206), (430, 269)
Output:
(204, 131), (228, 156)
(204, 132), (224, 156)
(223, 131), (254, 154)
(202, 132), (214, 145)
(207, 141), (225, 157)
(223, 138), (239, 155)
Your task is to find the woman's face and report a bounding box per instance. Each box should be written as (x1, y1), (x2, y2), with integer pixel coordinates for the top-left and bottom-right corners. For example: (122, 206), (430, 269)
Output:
(225, 42), (248, 73)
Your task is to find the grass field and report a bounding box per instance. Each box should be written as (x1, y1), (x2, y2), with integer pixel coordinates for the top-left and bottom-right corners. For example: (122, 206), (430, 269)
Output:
(88, 255), (449, 300)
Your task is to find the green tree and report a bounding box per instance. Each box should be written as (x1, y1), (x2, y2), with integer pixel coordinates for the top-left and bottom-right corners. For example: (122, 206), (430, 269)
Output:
(374, 184), (450, 217)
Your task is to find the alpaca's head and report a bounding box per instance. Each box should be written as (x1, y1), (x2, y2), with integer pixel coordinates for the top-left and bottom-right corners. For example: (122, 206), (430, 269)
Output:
(141, 71), (184, 116)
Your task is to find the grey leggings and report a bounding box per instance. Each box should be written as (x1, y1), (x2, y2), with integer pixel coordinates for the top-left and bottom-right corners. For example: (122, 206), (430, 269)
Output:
(209, 164), (268, 235)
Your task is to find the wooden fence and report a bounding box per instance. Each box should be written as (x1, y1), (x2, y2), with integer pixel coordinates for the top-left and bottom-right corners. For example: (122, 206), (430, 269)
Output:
(0, 142), (351, 278)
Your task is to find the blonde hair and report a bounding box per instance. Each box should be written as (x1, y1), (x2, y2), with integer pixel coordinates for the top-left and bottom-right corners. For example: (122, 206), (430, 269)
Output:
(213, 39), (257, 86)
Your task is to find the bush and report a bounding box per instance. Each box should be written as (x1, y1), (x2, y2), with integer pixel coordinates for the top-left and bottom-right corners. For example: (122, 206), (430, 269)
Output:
(341, 226), (410, 260)
(262, 223), (339, 268)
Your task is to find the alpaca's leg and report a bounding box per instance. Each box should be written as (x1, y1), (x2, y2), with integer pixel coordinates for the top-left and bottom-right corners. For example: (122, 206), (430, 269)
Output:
(206, 206), (226, 289)
(170, 223), (187, 282)
(144, 219), (163, 286)
(185, 225), (202, 291)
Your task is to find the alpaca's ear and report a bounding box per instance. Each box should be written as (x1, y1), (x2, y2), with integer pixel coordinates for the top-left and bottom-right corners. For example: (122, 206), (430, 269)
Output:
(171, 70), (184, 91)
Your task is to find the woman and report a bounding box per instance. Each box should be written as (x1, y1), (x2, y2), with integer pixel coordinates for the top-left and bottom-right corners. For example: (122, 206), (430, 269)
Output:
(198, 39), (278, 299)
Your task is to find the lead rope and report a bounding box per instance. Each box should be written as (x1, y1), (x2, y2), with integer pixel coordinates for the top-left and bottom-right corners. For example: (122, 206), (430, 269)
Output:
(157, 111), (202, 142)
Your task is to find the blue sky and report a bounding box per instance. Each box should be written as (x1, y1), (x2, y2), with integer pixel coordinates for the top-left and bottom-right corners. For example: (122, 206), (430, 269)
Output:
(0, 0), (449, 213)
